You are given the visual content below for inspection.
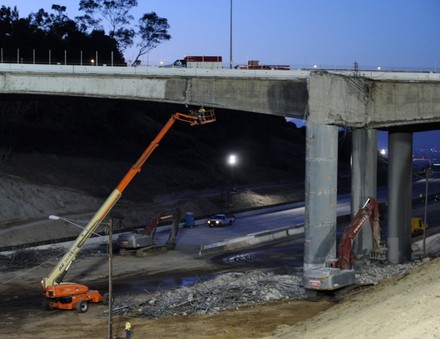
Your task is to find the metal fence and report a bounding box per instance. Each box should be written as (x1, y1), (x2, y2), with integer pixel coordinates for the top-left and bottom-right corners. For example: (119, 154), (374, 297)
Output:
(0, 48), (126, 67)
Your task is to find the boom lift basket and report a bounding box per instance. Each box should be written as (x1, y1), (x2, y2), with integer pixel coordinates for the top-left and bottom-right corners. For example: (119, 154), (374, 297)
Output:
(185, 108), (216, 125)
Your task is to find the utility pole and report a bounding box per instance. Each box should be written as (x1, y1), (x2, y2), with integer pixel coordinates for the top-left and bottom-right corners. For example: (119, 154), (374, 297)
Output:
(230, 0), (233, 69)
(107, 218), (113, 339)
(423, 167), (432, 254)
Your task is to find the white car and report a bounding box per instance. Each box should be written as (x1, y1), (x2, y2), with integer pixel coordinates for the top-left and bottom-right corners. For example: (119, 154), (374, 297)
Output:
(207, 213), (236, 227)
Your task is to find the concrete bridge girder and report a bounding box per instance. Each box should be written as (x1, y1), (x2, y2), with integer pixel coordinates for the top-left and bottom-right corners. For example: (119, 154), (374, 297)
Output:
(307, 71), (440, 128)
(0, 65), (310, 119)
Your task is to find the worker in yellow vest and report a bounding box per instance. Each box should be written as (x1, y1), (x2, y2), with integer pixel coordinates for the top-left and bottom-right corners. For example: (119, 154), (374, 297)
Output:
(125, 320), (132, 339)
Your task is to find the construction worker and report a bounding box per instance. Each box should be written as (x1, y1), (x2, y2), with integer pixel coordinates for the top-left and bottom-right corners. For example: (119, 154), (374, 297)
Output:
(197, 107), (206, 122)
(125, 320), (132, 339)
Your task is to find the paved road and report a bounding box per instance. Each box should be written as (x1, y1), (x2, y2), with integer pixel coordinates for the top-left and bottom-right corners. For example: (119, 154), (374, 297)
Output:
(152, 177), (440, 253)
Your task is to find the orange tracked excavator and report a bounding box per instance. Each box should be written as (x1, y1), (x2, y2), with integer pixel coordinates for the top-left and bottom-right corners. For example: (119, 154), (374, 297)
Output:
(117, 208), (182, 257)
(327, 197), (386, 270)
(41, 109), (216, 312)
(304, 197), (387, 290)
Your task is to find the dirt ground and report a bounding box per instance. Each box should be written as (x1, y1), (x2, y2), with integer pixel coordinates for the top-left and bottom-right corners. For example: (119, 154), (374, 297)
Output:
(1, 296), (335, 339)
(1, 245), (440, 338)
(0, 247), (334, 339)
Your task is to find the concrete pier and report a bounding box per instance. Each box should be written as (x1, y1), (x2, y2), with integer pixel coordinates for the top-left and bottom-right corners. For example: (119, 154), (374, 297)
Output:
(387, 131), (413, 263)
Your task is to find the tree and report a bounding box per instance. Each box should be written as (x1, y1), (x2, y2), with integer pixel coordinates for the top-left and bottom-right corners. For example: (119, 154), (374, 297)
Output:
(78, 0), (137, 51)
(132, 12), (171, 66)
(0, 4), (125, 65)
(29, 5), (76, 40)
(77, 2), (172, 65)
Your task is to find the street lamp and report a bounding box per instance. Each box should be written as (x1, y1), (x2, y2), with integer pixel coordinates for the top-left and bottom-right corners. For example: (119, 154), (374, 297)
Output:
(91, 59), (95, 66)
(228, 154), (237, 191)
(230, 0), (233, 69)
(48, 215), (101, 237)
(226, 154), (237, 208)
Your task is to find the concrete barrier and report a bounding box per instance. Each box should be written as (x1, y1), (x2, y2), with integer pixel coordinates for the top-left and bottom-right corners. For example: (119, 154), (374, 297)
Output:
(412, 233), (440, 256)
(199, 224), (304, 256)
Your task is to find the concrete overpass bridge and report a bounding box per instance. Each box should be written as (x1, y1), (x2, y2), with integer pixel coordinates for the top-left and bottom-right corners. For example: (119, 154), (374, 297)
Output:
(1, 63), (440, 289)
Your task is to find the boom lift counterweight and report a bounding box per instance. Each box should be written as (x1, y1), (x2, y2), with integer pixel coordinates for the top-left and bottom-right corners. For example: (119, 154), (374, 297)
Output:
(41, 109), (216, 312)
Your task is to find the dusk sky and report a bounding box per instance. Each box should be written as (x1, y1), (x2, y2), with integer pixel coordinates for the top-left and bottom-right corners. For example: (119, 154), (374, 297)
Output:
(2, 0), (440, 150)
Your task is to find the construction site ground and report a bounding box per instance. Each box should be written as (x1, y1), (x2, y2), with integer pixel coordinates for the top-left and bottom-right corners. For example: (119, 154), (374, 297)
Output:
(1, 235), (440, 338)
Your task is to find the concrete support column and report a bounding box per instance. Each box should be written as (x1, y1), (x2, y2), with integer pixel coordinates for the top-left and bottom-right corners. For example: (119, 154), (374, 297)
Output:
(304, 122), (338, 270)
(387, 131), (413, 264)
(351, 128), (378, 256)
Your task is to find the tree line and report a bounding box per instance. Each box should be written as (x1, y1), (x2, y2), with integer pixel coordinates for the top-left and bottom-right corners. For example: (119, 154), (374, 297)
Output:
(0, 1), (171, 66)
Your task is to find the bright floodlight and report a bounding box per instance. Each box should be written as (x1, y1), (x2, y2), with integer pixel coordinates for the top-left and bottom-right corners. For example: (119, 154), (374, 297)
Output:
(49, 215), (60, 220)
(228, 154), (237, 166)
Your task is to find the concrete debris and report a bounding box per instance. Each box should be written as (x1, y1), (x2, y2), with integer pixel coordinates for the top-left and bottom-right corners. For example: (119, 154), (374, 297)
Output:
(355, 258), (428, 285)
(112, 271), (307, 318)
(111, 258), (431, 320)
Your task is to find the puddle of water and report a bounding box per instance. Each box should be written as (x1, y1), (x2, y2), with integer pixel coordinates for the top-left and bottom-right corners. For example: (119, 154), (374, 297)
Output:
(104, 239), (304, 297)
(111, 273), (218, 295)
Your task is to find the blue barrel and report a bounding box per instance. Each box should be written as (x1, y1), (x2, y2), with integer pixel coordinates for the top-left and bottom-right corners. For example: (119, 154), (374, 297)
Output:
(184, 212), (195, 228)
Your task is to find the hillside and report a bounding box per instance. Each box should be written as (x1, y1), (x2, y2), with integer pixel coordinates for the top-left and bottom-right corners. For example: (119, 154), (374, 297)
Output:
(0, 96), (360, 246)
(0, 98), (307, 197)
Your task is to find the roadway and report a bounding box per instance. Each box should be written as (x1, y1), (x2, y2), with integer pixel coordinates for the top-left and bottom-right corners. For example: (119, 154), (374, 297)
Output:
(153, 173), (440, 260)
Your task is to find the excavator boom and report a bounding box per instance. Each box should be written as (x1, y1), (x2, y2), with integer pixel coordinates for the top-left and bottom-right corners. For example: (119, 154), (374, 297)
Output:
(117, 207), (182, 254)
(303, 196), (387, 291)
(337, 197), (382, 269)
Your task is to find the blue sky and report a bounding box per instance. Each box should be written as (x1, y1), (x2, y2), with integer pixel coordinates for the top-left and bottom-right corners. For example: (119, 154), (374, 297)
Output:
(3, 0), (440, 70)
(2, 0), (440, 149)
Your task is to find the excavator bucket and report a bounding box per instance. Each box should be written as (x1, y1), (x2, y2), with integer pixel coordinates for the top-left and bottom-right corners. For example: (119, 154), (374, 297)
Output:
(369, 244), (387, 261)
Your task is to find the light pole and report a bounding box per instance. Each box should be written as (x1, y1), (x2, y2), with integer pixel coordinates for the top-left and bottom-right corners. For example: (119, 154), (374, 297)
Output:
(228, 154), (237, 191)
(107, 217), (114, 339)
(229, 0), (233, 69)
(48, 215), (101, 237)
(226, 154), (236, 208)
(423, 167), (432, 254)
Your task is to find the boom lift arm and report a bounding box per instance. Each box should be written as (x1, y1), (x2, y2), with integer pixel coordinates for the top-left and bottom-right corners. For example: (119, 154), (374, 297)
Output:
(41, 110), (215, 311)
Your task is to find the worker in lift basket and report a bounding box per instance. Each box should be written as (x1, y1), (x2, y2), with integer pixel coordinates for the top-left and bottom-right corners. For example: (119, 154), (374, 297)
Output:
(125, 320), (133, 339)
(197, 107), (206, 122)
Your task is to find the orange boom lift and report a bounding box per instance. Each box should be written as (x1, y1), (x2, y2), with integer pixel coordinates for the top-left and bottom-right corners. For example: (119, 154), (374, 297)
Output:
(41, 109), (216, 312)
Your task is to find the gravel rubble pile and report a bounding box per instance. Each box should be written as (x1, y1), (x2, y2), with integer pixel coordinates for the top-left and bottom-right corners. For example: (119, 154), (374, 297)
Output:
(355, 257), (429, 285)
(113, 271), (306, 318)
(112, 258), (429, 320)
